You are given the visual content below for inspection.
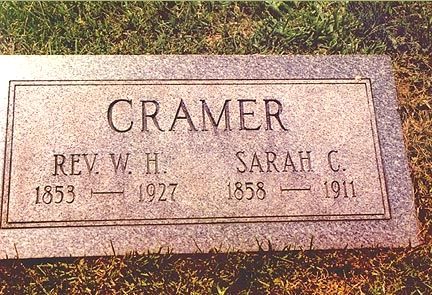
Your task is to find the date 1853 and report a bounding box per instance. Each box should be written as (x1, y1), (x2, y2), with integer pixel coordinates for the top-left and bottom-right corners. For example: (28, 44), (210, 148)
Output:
(35, 185), (76, 204)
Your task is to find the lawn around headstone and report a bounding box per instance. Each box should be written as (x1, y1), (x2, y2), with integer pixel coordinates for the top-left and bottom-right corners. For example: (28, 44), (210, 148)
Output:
(0, 2), (431, 294)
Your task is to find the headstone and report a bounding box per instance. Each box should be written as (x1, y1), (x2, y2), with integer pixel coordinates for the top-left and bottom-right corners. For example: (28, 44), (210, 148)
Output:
(0, 56), (420, 259)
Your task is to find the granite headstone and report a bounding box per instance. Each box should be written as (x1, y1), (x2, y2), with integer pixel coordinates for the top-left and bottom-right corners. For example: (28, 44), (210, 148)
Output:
(0, 55), (420, 259)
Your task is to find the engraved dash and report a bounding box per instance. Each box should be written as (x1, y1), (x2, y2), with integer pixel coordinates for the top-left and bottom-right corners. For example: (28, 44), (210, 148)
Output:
(91, 189), (124, 197)
(280, 186), (311, 192)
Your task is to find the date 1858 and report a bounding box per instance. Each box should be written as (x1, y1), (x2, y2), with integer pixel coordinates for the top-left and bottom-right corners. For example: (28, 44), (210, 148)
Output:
(227, 182), (266, 200)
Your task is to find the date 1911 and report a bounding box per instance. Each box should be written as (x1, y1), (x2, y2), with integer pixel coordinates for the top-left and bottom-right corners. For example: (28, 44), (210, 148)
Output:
(324, 180), (357, 198)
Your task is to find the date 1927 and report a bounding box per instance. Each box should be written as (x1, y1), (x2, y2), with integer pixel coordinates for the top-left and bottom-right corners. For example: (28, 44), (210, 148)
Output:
(139, 183), (178, 202)
(35, 185), (75, 204)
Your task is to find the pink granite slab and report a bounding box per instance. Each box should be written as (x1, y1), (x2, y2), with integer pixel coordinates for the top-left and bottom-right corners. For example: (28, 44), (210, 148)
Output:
(0, 56), (420, 259)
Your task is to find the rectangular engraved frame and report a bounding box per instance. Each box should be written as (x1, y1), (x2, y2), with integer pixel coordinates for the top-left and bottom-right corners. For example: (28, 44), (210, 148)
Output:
(1, 79), (391, 229)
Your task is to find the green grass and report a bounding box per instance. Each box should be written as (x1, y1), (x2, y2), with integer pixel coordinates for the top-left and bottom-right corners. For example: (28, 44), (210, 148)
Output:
(0, 1), (431, 294)
(3, 1), (430, 55)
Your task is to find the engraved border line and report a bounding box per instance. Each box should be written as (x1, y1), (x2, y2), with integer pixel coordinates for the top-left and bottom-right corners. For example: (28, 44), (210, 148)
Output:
(1, 79), (391, 229)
